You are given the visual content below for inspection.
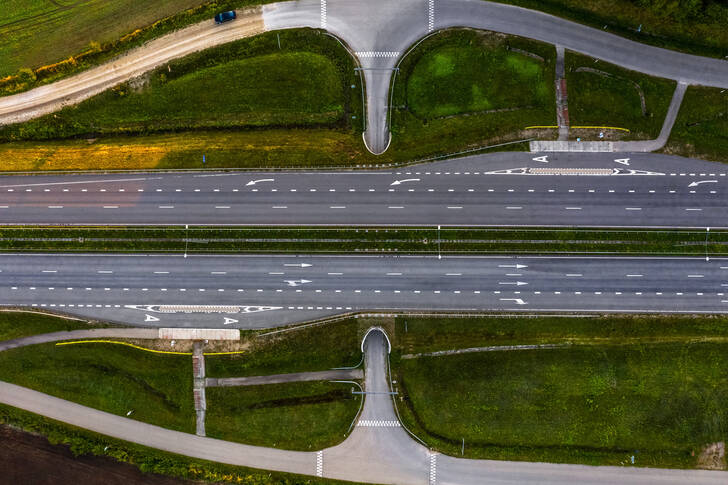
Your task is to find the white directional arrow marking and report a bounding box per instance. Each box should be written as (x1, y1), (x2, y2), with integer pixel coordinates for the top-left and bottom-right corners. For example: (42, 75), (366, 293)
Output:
(498, 264), (528, 269)
(498, 281), (528, 286)
(285, 279), (312, 287)
(614, 158), (630, 166)
(144, 314), (160, 322)
(532, 156), (549, 163)
(245, 178), (275, 186)
(500, 298), (527, 305)
(390, 178), (420, 186)
(284, 263), (312, 268)
(223, 317), (239, 325)
(688, 180), (718, 187)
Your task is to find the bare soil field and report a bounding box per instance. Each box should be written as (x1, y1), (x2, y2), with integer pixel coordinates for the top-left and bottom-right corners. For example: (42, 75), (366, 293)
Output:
(0, 424), (193, 485)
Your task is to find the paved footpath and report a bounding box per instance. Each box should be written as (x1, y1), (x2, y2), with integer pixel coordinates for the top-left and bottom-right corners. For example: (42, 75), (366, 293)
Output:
(1, 328), (726, 483)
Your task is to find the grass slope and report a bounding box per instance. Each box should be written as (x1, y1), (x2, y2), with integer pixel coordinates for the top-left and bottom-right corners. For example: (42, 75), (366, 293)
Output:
(0, 342), (195, 433)
(664, 85), (728, 163)
(207, 318), (361, 377)
(391, 29), (556, 157)
(394, 314), (728, 468)
(0, 30), (354, 141)
(206, 382), (359, 450)
(565, 51), (676, 140)
(0, 311), (96, 341)
(395, 314), (728, 354)
(489, 0), (728, 59)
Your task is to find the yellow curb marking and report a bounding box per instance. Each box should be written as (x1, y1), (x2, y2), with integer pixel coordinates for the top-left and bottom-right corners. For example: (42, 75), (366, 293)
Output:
(55, 339), (244, 356)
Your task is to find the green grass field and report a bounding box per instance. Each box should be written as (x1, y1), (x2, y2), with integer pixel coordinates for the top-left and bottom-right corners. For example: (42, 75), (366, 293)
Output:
(0, 311), (96, 341)
(207, 318), (361, 377)
(0, 0), (275, 81)
(394, 314), (728, 468)
(0, 30), (356, 141)
(206, 382), (359, 450)
(391, 29), (556, 157)
(490, 0), (728, 59)
(0, 342), (195, 433)
(394, 314), (728, 354)
(664, 86), (728, 164)
(565, 51), (676, 140)
(1, 0), (208, 78)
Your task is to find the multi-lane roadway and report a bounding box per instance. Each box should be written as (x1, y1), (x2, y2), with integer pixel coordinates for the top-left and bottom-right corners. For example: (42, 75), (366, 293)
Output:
(1, 153), (726, 227)
(2, 253), (726, 327)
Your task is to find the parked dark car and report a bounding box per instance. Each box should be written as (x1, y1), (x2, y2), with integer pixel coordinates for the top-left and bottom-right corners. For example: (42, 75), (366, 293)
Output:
(214, 11), (236, 24)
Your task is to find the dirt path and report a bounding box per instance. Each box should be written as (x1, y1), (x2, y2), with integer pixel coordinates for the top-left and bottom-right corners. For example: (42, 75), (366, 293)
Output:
(0, 7), (264, 125)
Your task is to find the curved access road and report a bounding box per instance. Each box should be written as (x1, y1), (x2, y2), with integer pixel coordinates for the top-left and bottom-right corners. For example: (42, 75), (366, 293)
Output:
(1, 329), (725, 484)
(2, 2), (728, 154)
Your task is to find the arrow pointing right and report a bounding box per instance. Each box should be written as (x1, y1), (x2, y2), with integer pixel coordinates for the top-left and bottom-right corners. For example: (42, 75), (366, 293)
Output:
(498, 264), (528, 269)
(500, 298), (527, 305)
(284, 263), (312, 268)
(285, 279), (312, 287)
(498, 281), (528, 286)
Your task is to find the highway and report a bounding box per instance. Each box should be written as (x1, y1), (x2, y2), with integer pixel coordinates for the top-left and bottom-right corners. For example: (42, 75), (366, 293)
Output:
(1, 153), (726, 227)
(1, 253), (726, 327)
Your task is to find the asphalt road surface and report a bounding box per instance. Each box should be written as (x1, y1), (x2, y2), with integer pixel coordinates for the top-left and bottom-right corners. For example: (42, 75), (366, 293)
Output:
(1, 330), (726, 484)
(1, 252), (726, 327)
(1, 153), (726, 228)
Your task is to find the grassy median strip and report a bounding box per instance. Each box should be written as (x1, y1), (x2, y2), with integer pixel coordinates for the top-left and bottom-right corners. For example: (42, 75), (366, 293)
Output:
(565, 51), (676, 140)
(206, 382), (360, 450)
(392, 314), (728, 469)
(0, 342), (196, 433)
(390, 29), (556, 158)
(1, 226), (726, 256)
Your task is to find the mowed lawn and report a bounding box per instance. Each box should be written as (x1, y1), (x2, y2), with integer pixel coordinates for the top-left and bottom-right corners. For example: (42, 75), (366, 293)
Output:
(398, 341), (728, 468)
(664, 86), (728, 164)
(391, 29), (555, 157)
(0, 342), (196, 433)
(565, 52), (676, 140)
(0, 0), (210, 77)
(206, 382), (360, 450)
